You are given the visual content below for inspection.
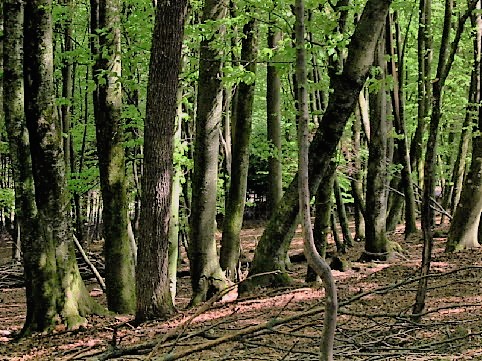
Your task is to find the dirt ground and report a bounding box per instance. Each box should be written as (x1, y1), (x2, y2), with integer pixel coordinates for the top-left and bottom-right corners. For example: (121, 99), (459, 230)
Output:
(1, 221), (482, 361)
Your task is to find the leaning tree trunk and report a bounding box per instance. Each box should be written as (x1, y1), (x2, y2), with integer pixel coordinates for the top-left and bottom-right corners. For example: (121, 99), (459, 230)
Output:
(240, 0), (392, 293)
(220, 16), (257, 279)
(189, 0), (228, 305)
(23, 0), (103, 333)
(135, 0), (186, 322)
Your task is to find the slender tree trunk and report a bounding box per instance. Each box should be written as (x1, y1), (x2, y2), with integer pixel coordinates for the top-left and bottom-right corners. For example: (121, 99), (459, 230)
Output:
(411, 0), (432, 187)
(220, 16), (257, 279)
(91, 0), (136, 314)
(295, 1), (337, 359)
(361, 31), (389, 262)
(189, 0), (228, 305)
(240, 0), (392, 292)
(135, 0), (186, 322)
(22, 0), (103, 333)
(352, 104), (366, 241)
(266, 20), (283, 216)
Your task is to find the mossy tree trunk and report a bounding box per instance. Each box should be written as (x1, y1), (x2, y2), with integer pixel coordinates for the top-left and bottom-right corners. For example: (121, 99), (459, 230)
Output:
(91, 0), (136, 314)
(189, 0), (228, 305)
(240, 0), (392, 293)
(22, 0), (103, 333)
(135, 0), (186, 322)
(220, 16), (257, 280)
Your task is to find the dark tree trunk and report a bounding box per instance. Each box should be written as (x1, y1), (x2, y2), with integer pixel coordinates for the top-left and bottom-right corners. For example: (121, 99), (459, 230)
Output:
(334, 176), (353, 249)
(240, 0), (392, 292)
(135, 0), (186, 322)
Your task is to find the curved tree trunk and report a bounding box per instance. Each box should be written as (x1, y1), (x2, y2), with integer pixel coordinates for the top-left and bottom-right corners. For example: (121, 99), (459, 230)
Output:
(135, 0), (186, 322)
(189, 0), (228, 305)
(91, 0), (136, 314)
(220, 16), (257, 279)
(295, 1), (337, 359)
(240, 0), (392, 293)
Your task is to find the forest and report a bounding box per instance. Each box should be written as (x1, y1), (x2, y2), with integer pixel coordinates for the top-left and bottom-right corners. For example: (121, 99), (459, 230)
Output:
(1, 0), (482, 359)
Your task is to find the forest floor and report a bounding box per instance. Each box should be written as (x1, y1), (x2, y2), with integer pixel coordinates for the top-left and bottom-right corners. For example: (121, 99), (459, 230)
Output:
(1, 220), (482, 360)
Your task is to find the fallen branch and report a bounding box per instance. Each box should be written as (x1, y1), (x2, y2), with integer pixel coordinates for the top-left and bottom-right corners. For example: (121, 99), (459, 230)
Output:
(73, 235), (106, 292)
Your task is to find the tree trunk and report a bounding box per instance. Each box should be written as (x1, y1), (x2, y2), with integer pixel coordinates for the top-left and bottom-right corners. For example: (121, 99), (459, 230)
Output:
(91, 0), (136, 314)
(410, 0), (432, 187)
(295, 1), (337, 359)
(266, 21), (283, 216)
(361, 31), (389, 262)
(22, 0), (103, 333)
(352, 104), (366, 241)
(189, 0), (228, 305)
(334, 176), (353, 249)
(240, 0), (392, 293)
(135, 0), (187, 322)
(220, 16), (257, 280)
(307, 162), (336, 282)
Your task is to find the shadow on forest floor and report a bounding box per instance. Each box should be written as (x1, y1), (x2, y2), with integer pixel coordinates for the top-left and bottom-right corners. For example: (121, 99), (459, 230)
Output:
(1, 220), (482, 360)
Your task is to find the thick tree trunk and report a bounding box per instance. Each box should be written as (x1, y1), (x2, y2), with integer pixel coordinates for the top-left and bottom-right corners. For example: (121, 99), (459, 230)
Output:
(135, 0), (186, 322)
(22, 0), (102, 333)
(91, 0), (136, 314)
(240, 0), (392, 292)
(220, 17), (257, 279)
(189, 0), (228, 305)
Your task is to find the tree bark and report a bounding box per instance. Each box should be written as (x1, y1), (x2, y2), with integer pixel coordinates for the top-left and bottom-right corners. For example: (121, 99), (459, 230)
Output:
(135, 0), (187, 322)
(240, 0), (392, 292)
(189, 0), (228, 305)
